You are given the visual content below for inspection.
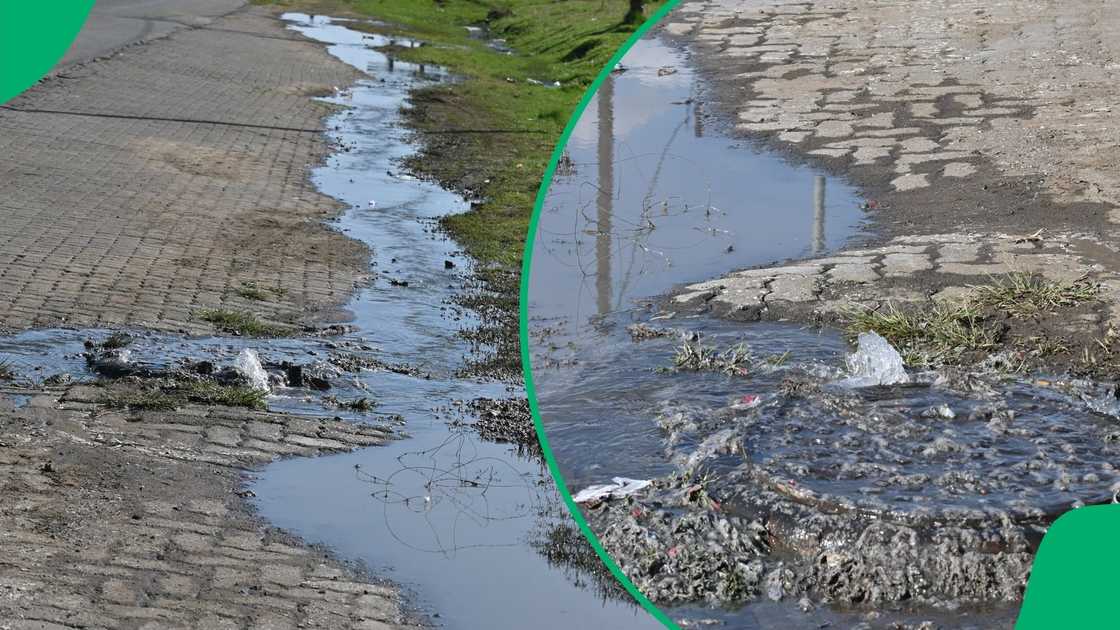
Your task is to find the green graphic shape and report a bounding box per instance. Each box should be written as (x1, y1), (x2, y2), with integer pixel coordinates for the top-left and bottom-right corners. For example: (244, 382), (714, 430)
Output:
(1017, 504), (1119, 628)
(0, 2), (94, 105)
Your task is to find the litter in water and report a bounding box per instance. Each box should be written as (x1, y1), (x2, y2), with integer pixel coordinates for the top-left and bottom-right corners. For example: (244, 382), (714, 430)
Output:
(573, 477), (652, 505)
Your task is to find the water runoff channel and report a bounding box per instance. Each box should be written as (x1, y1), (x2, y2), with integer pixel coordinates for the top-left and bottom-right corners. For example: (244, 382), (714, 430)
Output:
(526, 31), (1120, 629)
(0, 13), (661, 630)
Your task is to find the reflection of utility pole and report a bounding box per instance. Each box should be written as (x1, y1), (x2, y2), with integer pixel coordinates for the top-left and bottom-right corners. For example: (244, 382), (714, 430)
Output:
(596, 74), (614, 317)
(694, 100), (703, 138)
(812, 175), (826, 255)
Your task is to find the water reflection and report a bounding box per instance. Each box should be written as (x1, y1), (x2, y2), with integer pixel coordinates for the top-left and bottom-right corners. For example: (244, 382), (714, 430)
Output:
(526, 33), (867, 624)
(530, 36), (864, 356)
(813, 175), (826, 255)
(596, 73), (615, 318)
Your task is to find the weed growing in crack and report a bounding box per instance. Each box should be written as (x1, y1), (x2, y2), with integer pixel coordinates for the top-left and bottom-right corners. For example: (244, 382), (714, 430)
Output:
(100, 380), (267, 411)
(235, 282), (271, 301)
(173, 381), (267, 409)
(99, 390), (179, 411)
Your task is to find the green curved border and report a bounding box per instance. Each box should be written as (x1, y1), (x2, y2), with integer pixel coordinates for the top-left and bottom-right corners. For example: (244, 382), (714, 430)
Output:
(0, 2), (94, 105)
(519, 2), (683, 628)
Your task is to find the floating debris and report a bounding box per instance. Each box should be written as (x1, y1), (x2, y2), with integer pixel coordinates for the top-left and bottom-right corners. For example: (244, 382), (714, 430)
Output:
(573, 478), (652, 505)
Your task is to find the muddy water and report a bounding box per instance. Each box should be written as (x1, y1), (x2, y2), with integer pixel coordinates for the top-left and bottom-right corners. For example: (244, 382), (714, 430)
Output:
(0, 13), (659, 630)
(526, 33), (1120, 629)
(528, 35), (864, 490)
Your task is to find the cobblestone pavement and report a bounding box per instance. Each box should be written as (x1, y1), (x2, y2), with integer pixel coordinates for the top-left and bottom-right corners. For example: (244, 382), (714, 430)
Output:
(0, 7), (367, 334)
(0, 386), (412, 630)
(674, 231), (1120, 326)
(660, 0), (1120, 339)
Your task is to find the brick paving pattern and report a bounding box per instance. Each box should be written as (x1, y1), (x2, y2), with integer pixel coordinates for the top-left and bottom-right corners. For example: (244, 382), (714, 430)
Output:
(0, 8), (368, 333)
(0, 385), (411, 629)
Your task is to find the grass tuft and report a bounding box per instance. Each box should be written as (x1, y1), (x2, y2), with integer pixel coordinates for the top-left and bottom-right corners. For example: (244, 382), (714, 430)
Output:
(101, 380), (267, 412)
(100, 390), (180, 411)
(846, 302), (1000, 367)
(195, 309), (292, 337)
(969, 272), (1098, 317)
(845, 273), (1097, 367)
(235, 282), (271, 301)
(100, 332), (134, 349)
(174, 381), (268, 410)
(0, 359), (15, 381)
(323, 395), (377, 412)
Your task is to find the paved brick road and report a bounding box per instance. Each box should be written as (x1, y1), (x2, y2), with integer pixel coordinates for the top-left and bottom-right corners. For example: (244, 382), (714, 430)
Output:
(0, 8), (367, 333)
(0, 386), (410, 630)
(660, 0), (1120, 344)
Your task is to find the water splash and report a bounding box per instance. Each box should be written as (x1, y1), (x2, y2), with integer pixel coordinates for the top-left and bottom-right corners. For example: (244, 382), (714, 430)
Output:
(235, 349), (270, 392)
(842, 331), (910, 387)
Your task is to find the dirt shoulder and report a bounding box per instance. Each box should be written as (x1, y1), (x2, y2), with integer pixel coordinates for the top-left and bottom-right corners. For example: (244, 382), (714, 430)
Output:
(658, 0), (1120, 374)
(0, 7), (368, 335)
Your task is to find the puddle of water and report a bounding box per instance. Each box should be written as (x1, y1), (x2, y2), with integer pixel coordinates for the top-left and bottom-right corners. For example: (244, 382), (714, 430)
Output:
(528, 34), (864, 490)
(529, 37), (864, 339)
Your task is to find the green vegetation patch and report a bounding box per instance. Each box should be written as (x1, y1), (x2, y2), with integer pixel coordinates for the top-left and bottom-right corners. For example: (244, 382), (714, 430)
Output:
(969, 272), (1098, 318)
(846, 302), (1000, 367)
(846, 273), (1101, 368)
(195, 309), (293, 337)
(101, 380), (268, 412)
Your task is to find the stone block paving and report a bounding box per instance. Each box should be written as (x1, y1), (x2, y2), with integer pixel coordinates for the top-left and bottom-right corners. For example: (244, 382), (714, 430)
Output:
(0, 8), (369, 334)
(675, 231), (1120, 327)
(0, 386), (412, 630)
(665, 0), (1120, 207)
(658, 1), (1120, 336)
